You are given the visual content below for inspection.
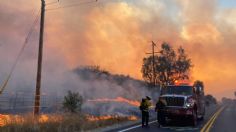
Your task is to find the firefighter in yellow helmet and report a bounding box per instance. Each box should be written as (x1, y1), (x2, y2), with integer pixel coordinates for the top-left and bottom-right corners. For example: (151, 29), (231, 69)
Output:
(139, 96), (152, 127)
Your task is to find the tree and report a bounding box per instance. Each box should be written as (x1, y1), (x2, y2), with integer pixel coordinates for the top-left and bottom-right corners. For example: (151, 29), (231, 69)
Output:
(141, 56), (159, 87)
(234, 91), (236, 97)
(63, 90), (83, 113)
(156, 43), (177, 86)
(175, 47), (192, 80)
(222, 97), (232, 104)
(205, 94), (217, 106)
(141, 42), (192, 87)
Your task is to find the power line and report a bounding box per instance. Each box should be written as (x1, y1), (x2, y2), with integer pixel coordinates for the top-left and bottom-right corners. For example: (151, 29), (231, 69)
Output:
(46, 1), (58, 6)
(46, 0), (98, 11)
(45, 0), (122, 11)
(0, 10), (40, 94)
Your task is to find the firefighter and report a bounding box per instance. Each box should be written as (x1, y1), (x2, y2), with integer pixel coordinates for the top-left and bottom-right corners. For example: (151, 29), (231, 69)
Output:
(155, 98), (166, 126)
(139, 96), (152, 127)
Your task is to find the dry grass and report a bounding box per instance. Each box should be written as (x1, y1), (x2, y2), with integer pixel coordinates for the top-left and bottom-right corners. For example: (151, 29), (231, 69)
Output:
(0, 114), (136, 132)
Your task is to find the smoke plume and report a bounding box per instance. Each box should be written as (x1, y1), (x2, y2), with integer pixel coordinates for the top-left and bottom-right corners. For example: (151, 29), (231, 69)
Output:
(0, 0), (236, 104)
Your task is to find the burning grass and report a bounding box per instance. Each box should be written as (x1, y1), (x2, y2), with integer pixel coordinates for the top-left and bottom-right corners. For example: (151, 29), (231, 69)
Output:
(0, 113), (138, 132)
(88, 97), (140, 107)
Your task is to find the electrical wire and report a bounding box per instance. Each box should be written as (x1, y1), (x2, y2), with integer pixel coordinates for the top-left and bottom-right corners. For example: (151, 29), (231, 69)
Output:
(0, 10), (41, 94)
(46, 0), (98, 11)
(46, 1), (59, 6)
(46, 0), (121, 11)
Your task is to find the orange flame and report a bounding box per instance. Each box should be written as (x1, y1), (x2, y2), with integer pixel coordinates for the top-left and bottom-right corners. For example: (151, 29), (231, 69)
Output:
(39, 115), (49, 123)
(88, 97), (140, 107)
(0, 114), (61, 127)
(127, 115), (138, 121)
(86, 115), (138, 121)
(0, 114), (24, 126)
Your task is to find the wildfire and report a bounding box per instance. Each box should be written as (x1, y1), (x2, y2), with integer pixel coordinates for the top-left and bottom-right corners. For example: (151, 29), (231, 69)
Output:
(127, 115), (138, 121)
(88, 97), (140, 107)
(0, 114), (24, 126)
(0, 114), (61, 127)
(86, 115), (138, 121)
(39, 115), (49, 123)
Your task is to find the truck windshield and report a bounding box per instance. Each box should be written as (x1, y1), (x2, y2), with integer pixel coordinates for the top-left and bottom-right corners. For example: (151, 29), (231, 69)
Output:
(161, 86), (193, 95)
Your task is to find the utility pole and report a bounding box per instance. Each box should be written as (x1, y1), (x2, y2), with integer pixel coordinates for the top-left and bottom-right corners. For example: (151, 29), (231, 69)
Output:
(146, 41), (160, 87)
(151, 41), (156, 87)
(34, 0), (45, 115)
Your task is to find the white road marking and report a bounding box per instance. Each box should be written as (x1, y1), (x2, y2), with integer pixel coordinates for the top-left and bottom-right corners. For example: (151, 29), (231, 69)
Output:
(118, 120), (199, 132)
(118, 120), (157, 132)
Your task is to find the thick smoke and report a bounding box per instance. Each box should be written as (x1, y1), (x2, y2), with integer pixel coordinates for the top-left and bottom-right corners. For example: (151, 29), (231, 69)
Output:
(0, 0), (236, 106)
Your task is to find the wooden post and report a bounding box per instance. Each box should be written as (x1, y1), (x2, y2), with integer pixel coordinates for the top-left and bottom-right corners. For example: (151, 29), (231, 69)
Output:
(34, 0), (45, 115)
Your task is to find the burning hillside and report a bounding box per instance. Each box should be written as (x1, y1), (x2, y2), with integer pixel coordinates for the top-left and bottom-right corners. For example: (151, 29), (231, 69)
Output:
(87, 97), (140, 107)
(72, 66), (157, 116)
(0, 66), (157, 116)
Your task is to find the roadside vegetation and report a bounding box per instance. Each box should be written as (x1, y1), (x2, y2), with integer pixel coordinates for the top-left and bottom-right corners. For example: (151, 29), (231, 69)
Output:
(205, 94), (217, 106)
(0, 113), (136, 132)
(222, 97), (235, 104)
(63, 90), (83, 113)
(0, 90), (137, 132)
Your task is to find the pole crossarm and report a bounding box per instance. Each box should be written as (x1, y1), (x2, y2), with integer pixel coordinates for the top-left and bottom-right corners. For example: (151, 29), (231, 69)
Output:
(146, 52), (161, 54)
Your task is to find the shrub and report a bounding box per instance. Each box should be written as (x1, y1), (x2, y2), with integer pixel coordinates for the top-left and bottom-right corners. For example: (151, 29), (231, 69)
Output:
(62, 91), (83, 113)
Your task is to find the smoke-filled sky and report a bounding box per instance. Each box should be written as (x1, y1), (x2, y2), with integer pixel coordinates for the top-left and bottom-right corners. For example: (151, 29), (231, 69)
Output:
(0, 0), (236, 100)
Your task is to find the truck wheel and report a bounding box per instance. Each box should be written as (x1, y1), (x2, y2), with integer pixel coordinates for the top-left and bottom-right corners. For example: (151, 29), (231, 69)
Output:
(199, 115), (204, 121)
(191, 110), (197, 127)
(158, 114), (166, 126)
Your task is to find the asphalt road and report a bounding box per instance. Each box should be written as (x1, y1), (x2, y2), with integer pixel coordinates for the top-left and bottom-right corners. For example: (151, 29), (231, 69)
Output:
(209, 102), (236, 132)
(109, 104), (222, 132)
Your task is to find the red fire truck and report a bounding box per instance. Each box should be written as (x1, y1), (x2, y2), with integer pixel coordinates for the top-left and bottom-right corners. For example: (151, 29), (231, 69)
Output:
(156, 83), (205, 126)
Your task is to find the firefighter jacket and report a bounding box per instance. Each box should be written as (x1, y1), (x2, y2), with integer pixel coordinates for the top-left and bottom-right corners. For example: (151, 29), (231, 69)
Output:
(140, 99), (151, 112)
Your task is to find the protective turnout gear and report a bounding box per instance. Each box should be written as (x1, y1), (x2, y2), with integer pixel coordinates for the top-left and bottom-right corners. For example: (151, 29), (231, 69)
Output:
(155, 99), (166, 126)
(140, 98), (151, 111)
(140, 97), (152, 127)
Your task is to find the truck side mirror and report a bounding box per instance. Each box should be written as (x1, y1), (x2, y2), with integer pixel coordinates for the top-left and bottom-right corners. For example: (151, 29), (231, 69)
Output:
(196, 86), (202, 95)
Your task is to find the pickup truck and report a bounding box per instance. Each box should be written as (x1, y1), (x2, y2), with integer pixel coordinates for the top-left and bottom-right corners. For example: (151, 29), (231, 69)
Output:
(156, 84), (205, 126)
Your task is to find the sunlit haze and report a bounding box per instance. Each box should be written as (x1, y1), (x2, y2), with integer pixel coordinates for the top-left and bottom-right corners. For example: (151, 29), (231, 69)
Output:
(1, 0), (236, 100)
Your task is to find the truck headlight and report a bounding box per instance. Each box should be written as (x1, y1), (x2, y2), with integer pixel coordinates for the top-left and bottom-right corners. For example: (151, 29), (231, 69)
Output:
(185, 97), (194, 108)
(186, 103), (191, 107)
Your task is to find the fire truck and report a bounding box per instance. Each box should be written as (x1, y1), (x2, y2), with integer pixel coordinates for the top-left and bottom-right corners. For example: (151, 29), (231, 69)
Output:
(156, 83), (205, 126)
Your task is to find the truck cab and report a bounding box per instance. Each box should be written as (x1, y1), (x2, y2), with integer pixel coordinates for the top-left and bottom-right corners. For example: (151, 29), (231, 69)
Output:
(156, 84), (205, 126)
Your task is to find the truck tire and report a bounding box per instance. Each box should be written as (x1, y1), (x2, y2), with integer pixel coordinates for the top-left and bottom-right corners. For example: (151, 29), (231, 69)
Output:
(191, 110), (197, 127)
(158, 112), (166, 126)
(199, 115), (204, 120)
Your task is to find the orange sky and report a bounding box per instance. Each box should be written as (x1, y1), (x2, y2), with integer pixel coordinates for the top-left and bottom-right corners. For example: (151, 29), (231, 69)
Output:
(1, 0), (236, 99)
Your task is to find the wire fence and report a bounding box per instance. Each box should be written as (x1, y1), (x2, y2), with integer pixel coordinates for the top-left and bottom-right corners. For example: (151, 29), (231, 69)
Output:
(0, 92), (64, 114)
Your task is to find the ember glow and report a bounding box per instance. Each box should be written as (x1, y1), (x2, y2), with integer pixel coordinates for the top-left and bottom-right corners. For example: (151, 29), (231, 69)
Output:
(86, 115), (138, 122)
(88, 97), (140, 107)
(0, 114), (61, 127)
(0, 114), (137, 127)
